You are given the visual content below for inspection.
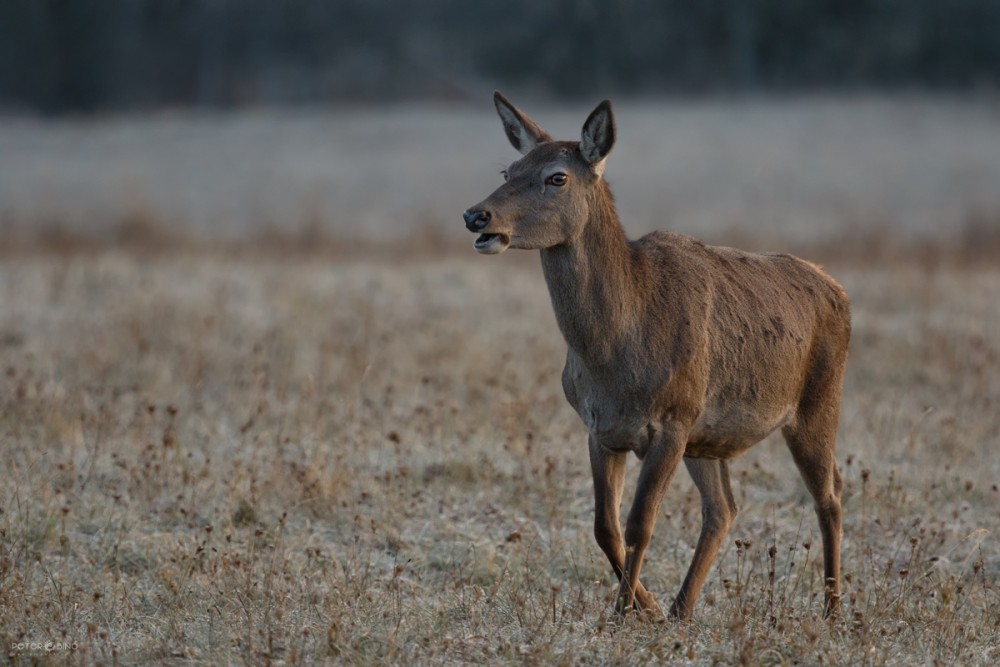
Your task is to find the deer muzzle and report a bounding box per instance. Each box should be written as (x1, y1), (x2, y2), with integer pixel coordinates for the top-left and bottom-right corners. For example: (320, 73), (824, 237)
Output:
(463, 209), (491, 231)
(463, 208), (511, 254)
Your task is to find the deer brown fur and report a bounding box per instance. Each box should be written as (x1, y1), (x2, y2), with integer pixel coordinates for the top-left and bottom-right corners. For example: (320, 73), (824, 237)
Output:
(463, 92), (851, 620)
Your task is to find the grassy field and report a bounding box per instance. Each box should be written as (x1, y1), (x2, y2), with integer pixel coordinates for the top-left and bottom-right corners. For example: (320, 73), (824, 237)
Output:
(1, 241), (998, 665)
(1, 97), (999, 664)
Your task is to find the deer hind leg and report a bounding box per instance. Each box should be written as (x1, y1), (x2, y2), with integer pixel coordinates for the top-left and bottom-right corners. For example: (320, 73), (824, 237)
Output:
(782, 384), (845, 618)
(615, 427), (687, 618)
(669, 457), (738, 620)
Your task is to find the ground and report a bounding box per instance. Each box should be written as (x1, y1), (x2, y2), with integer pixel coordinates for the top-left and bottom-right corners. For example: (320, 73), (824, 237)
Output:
(2, 96), (999, 664)
(1, 240), (998, 665)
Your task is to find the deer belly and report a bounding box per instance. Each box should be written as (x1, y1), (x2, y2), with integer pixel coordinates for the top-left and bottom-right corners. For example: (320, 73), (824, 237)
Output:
(686, 404), (794, 459)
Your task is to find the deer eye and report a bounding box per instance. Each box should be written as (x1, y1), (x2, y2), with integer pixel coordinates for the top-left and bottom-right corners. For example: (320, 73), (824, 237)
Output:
(546, 173), (568, 186)
(500, 169), (509, 182)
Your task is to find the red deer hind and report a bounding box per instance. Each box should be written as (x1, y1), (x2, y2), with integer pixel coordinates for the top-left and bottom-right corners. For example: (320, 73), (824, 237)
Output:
(463, 92), (851, 620)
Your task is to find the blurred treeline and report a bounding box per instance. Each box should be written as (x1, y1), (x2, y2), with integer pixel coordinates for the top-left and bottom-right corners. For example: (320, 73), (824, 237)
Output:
(2, 0), (998, 113)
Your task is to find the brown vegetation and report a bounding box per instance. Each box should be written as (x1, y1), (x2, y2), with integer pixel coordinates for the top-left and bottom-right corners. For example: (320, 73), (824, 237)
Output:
(2, 96), (998, 663)
(1, 239), (998, 664)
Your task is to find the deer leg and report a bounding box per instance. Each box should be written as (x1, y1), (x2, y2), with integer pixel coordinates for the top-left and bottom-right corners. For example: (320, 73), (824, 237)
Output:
(589, 437), (657, 612)
(783, 416), (844, 618)
(589, 437), (627, 578)
(669, 458), (738, 620)
(615, 427), (686, 617)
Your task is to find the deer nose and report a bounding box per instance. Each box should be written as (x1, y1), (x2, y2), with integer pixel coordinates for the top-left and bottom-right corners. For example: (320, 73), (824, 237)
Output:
(463, 209), (491, 232)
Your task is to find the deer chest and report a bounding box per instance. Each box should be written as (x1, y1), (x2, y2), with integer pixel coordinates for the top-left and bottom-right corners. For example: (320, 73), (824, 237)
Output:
(561, 351), (661, 457)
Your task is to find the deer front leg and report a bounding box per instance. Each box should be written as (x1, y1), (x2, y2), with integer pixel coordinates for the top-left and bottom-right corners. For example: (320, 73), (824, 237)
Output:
(589, 437), (659, 614)
(589, 437), (626, 577)
(616, 426), (687, 617)
(670, 458), (738, 619)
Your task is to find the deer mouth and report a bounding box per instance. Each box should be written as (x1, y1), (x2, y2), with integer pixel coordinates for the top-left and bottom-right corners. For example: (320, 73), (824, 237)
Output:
(473, 233), (511, 254)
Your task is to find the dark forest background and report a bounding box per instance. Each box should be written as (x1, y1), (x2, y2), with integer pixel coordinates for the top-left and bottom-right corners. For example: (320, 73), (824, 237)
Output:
(1, 0), (999, 114)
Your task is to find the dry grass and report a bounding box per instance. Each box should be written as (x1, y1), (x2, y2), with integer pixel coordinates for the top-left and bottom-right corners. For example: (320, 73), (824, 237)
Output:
(2, 243), (998, 665)
(2, 94), (999, 664)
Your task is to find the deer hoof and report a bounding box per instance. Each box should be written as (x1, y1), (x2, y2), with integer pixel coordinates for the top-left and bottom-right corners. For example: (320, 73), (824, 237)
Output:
(635, 592), (664, 620)
(614, 591), (663, 622)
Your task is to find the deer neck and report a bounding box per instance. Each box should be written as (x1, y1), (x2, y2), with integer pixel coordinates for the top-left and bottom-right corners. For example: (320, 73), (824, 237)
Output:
(539, 186), (642, 363)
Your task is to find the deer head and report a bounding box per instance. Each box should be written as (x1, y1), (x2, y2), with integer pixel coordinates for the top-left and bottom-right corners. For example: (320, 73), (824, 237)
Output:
(463, 92), (616, 254)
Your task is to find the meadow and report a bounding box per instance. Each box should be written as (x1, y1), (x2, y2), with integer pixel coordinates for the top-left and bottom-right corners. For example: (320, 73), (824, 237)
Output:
(1, 97), (999, 664)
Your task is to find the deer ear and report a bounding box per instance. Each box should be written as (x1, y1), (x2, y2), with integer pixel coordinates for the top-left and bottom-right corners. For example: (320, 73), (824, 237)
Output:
(494, 91), (552, 155)
(580, 100), (615, 174)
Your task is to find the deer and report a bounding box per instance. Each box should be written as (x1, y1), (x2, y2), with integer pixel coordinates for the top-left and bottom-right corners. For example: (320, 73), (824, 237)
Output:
(462, 92), (851, 621)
